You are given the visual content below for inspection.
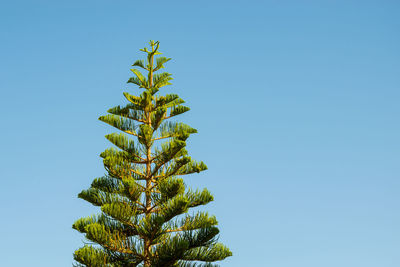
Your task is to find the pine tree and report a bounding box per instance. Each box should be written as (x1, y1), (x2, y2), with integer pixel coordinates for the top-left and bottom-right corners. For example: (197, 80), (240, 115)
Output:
(73, 41), (232, 267)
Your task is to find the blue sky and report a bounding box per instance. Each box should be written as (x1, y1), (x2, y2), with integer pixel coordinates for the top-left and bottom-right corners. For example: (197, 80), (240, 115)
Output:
(1, 0), (399, 266)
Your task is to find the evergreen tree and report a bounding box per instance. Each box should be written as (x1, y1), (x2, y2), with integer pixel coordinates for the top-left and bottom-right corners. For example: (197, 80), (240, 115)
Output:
(73, 41), (232, 267)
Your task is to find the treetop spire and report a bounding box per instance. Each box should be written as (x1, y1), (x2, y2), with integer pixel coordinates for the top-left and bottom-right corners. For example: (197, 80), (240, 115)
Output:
(73, 41), (231, 267)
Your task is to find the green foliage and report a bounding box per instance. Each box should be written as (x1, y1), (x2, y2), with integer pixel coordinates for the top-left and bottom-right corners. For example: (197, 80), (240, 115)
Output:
(73, 41), (231, 266)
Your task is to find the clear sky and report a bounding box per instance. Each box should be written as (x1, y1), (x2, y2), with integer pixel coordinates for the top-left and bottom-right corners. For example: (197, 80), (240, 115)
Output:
(1, 0), (399, 266)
